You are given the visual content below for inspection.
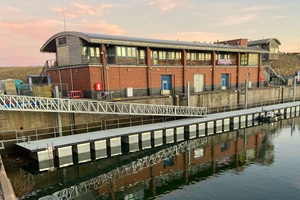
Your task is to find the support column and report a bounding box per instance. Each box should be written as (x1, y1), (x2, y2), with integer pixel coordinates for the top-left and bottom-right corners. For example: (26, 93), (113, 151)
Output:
(146, 47), (152, 96)
(237, 53), (241, 88)
(182, 50), (187, 93)
(100, 44), (108, 91)
(258, 53), (263, 87)
(212, 52), (216, 91)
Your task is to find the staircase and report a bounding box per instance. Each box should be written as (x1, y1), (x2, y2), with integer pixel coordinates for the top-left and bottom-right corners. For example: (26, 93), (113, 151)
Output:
(265, 65), (286, 85)
(39, 59), (57, 85)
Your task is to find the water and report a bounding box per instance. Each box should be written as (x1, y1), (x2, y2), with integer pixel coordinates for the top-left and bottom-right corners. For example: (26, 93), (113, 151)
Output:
(6, 118), (300, 199)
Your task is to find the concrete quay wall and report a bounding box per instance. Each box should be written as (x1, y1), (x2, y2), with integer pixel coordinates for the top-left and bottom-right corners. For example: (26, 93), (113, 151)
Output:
(0, 86), (299, 138)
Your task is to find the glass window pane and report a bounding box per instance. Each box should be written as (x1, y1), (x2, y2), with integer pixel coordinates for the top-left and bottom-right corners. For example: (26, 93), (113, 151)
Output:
(90, 47), (95, 57)
(96, 48), (100, 57)
(122, 47), (126, 57)
(127, 47), (132, 57)
(117, 47), (122, 56)
(132, 48), (136, 57)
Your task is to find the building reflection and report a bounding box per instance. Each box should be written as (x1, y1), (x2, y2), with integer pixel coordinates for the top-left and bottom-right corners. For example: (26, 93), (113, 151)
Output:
(24, 121), (289, 200)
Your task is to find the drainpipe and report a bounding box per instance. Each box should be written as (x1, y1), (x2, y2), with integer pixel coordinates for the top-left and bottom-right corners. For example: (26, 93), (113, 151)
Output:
(100, 44), (106, 92)
(146, 47), (152, 96)
(182, 50), (187, 93)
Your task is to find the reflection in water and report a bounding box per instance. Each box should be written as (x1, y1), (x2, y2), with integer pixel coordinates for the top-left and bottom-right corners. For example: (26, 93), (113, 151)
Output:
(20, 119), (296, 200)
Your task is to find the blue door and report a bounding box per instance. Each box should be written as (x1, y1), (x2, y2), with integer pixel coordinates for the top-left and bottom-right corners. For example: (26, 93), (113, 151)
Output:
(221, 74), (229, 86)
(161, 75), (172, 90)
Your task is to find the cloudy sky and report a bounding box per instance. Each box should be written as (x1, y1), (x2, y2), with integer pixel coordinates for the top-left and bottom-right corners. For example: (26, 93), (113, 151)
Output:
(1, 0), (299, 66)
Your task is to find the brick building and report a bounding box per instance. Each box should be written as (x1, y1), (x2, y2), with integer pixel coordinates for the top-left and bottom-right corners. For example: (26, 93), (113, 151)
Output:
(40, 31), (268, 98)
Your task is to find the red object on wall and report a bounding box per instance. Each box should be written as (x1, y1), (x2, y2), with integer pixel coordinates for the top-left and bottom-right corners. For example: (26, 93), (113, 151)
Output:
(94, 82), (102, 91)
(260, 77), (264, 82)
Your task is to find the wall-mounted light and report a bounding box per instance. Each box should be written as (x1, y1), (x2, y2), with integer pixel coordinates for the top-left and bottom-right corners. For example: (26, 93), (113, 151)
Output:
(157, 68), (160, 71)
(127, 68), (131, 72)
(75, 69), (79, 72)
(166, 68), (169, 71)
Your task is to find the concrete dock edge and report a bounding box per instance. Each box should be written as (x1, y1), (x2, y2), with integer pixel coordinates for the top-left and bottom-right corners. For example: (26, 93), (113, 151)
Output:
(0, 155), (16, 200)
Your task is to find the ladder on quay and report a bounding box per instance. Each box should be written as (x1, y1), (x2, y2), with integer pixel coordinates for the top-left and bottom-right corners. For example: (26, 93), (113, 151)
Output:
(0, 95), (208, 117)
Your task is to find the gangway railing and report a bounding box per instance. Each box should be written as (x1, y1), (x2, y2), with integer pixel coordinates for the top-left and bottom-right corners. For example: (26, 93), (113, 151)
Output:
(0, 95), (208, 117)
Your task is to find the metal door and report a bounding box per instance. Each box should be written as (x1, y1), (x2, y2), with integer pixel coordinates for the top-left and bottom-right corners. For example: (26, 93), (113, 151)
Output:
(221, 74), (229, 86)
(194, 74), (204, 92)
(161, 75), (172, 92)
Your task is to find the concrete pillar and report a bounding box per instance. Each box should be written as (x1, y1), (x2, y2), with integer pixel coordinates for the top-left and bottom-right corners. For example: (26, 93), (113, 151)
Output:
(247, 114), (253, 127)
(198, 123), (206, 137)
(152, 130), (163, 147)
(215, 120), (223, 134)
(184, 124), (197, 139)
(206, 121), (214, 135)
(175, 127), (184, 142)
(73, 143), (91, 163)
(108, 137), (122, 156)
(240, 115), (246, 128)
(164, 128), (174, 144)
(56, 146), (73, 168)
(285, 108), (291, 119)
(223, 118), (230, 132)
(37, 149), (54, 171)
(140, 132), (151, 150)
(122, 134), (139, 153)
(296, 106), (300, 116)
(91, 140), (107, 159)
(230, 116), (239, 130)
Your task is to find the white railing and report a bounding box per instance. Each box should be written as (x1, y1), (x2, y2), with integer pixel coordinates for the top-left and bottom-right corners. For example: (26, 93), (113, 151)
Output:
(0, 95), (208, 117)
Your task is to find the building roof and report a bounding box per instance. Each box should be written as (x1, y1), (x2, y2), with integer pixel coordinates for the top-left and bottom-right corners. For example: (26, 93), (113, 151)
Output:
(40, 31), (268, 53)
(248, 38), (281, 46)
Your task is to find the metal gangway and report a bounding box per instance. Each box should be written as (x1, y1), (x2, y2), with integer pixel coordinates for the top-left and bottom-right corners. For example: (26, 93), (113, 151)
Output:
(0, 95), (208, 117)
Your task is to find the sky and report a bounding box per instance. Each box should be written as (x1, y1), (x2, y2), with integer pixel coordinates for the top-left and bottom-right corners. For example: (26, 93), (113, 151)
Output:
(0, 0), (300, 67)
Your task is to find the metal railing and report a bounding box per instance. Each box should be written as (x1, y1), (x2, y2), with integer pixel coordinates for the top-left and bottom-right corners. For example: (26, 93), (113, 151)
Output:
(0, 95), (208, 117)
(0, 116), (178, 142)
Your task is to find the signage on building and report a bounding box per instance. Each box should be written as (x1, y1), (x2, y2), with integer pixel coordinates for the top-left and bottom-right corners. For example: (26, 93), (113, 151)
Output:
(218, 59), (232, 65)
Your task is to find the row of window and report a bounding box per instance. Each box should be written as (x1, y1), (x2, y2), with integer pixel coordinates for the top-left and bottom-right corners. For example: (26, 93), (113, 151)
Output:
(81, 46), (259, 65)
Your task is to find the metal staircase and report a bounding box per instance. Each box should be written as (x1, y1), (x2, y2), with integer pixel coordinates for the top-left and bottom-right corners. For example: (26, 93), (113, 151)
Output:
(0, 95), (208, 117)
(39, 59), (57, 85)
(265, 65), (286, 85)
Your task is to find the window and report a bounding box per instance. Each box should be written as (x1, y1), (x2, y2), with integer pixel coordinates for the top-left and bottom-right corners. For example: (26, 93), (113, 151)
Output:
(116, 46), (137, 57)
(90, 48), (95, 57)
(270, 48), (279, 54)
(168, 52), (175, 60)
(191, 52), (197, 60)
(186, 52), (190, 60)
(58, 37), (67, 45)
(139, 50), (145, 59)
(248, 54), (259, 66)
(82, 47), (100, 58)
(240, 53), (248, 66)
(95, 48), (100, 57)
(159, 51), (166, 60)
(175, 52), (181, 60)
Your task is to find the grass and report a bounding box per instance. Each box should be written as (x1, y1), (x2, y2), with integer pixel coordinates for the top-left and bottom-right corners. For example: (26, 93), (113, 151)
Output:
(0, 66), (43, 82)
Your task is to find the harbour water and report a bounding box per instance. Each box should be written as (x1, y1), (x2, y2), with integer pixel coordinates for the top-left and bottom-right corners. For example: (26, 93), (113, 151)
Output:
(4, 117), (300, 199)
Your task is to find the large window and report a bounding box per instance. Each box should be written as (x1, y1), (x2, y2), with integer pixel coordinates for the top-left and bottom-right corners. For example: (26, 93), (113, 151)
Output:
(116, 46), (137, 57)
(270, 48), (279, 54)
(82, 46), (100, 59)
(159, 51), (167, 60)
(240, 53), (248, 66)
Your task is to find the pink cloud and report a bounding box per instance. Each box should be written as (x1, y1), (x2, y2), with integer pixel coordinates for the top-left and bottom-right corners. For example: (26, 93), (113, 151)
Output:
(52, 3), (113, 19)
(148, 0), (189, 11)
(217, 13), (259, 26)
